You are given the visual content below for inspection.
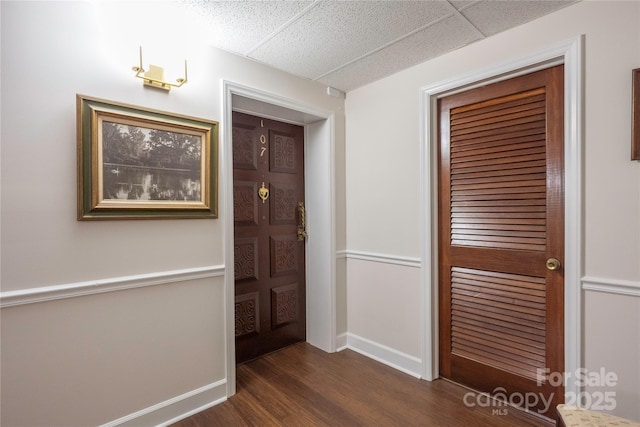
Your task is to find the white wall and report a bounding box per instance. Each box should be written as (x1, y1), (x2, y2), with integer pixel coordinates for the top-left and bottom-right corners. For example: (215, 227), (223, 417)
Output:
(2, 0), (638, 424)
(584, 291), (640, 421)
(345, 0), (640, 421)
(0, 1), (345, 425)
(347, 259), (421, 359)
(1, 278), (226, 426)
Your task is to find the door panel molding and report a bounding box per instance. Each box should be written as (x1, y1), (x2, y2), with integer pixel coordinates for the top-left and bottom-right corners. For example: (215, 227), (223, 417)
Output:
(419, 36), (583, 399)
(223, 81), (337, 397)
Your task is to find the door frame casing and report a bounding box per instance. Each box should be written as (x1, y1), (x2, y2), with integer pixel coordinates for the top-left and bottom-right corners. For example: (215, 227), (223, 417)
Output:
(222, 81), (337, 396)
(419, 36), (583, 399)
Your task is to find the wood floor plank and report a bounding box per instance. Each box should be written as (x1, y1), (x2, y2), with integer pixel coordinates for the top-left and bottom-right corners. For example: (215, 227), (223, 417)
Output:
(235, 366), (297, 421)
(170, 343), (551, 427)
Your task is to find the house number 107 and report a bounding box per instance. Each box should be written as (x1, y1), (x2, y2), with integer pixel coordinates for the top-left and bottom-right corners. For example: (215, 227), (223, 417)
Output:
(259, 134), (267, 157)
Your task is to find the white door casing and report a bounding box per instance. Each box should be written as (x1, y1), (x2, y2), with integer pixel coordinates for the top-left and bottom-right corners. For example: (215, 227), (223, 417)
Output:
(222, 81), (337, 396)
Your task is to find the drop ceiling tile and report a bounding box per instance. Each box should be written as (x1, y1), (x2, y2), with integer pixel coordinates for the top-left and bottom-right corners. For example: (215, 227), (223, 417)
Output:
(460, 0), (578, 37)
(249, 0), (453, 80)
(319, 14), (482, 91)
(182, 0), (314, 54)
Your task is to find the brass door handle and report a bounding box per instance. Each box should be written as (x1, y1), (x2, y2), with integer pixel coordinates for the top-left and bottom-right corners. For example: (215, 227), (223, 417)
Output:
(297, 201), (308, 241)
(546, 258), (561, 271)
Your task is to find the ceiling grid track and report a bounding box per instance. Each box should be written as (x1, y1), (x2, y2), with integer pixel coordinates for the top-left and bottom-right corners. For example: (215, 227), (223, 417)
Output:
(245, 0), (323, 56)
(312, 12), (457, 82)
(444, 0), (487, 39)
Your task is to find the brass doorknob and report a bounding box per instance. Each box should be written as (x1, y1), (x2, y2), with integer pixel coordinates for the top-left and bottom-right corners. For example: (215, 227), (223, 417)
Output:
(546, 258), (561, 271)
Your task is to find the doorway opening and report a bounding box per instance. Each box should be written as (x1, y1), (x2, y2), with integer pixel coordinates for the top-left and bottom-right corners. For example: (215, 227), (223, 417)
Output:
(223, 82), (337, 396)
(232, 111), (307, 364)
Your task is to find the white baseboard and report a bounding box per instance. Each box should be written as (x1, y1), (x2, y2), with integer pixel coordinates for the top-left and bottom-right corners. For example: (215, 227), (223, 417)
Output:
(345, 333), (422, 379)
(100, 380), (227, 427)
(336, 332), (348, 351)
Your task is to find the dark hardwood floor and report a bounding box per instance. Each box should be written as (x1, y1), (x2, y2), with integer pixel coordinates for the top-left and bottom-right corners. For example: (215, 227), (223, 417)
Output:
(170, 342), (551, 427)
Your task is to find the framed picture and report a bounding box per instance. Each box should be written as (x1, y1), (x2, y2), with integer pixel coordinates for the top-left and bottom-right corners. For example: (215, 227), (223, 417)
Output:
(633, 68), (640, 161)
(77, 95), (218, 220)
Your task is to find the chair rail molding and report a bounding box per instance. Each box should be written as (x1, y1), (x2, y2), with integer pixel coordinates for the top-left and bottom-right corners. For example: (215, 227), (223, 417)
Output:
(0, 265), (225, 308)
(338, 250), (421, 268)
(582, 276), (640, 297)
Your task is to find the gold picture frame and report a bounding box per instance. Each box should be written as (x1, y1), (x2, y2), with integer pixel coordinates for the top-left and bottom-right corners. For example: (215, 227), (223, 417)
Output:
(77, 95), (218, 220)
(633, 68), (640, 160)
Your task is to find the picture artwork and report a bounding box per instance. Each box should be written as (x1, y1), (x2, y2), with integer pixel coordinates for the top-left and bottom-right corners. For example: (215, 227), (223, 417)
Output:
(77, 95), (218, 220)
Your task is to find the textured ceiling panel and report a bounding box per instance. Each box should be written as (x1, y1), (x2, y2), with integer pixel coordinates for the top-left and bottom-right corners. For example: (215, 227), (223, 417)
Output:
(318, 14), (482, 91)
(249, 0), (452, 79)
(458, 0), (578, 37)
(179, 0), (579, 92)
(183, 0), (314, 54)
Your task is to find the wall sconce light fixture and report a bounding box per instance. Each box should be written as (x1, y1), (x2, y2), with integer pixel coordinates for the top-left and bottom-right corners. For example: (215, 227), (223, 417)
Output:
(132, 46), (187, 91)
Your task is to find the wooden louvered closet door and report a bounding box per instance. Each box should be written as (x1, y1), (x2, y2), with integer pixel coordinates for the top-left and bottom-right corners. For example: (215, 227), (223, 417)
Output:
(438, 65), (564, 420)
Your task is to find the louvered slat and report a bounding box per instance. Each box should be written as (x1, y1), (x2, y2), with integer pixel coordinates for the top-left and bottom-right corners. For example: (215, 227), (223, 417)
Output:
(450, 267), (546, 380)
(451, 91), (546, 120)
(449, 88), (547, 252)
(449, 127), (546, 150)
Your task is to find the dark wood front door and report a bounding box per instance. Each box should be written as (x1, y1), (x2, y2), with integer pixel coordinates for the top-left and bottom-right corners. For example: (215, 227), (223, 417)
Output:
(438, 66), (564, 419)
(232, 111), (306, 364)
